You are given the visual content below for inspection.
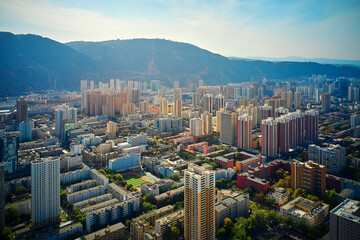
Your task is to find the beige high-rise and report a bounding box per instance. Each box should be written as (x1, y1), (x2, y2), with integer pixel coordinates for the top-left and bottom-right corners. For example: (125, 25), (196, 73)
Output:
(184, 164), (215, 240)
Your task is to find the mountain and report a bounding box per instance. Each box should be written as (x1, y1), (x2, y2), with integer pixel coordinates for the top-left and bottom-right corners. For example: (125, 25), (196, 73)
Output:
(0, 32), (105, 96)
(67, 39), (360, 86)
(233, 56), (360, 67)
(1, 32), (360, 97)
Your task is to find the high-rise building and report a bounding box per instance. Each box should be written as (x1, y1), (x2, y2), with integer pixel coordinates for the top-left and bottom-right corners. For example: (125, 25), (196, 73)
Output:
(116, 92), (129, 115)
(348, 85), (360, 102)
(19, 121), (32, 142)
(90, 80), (95, 90)
(203, 94), (213, 113)
(275, 107), (289, 117)
(173, 81), (180, 89)
(31, 157), (60, 228)
(308, 144), (346, 174)
(198, 79), (204, 87)
(174, 88), (182, 101)
(150, 80), (160, 91)
(214, 94), (225, 111)
(122, 103), (135, 117)
(81, 80), (88, 91)
(330, 199), (360, 240)
(220, 111), (238, 145)
(201, 112), (212, 134)
(0, 135), (18, 173)
(261, 117), (278, 157)
(174, 100), (182, 117)
(291, 160), (326, 196)
(281, 91), (293, 109)
(237, 114), (252, 150)
(131, 89), (140, 105)
(215, 108), (225, 132)
(190, 118), (203, 137)
(192, 92), (201, 107)
(106, 121), (117, 139)
(351, 114), (360, 128)
(305, 109), (319, 142)
(184, 164), (215, 240)
(160, 98), (169, 116)
(16, 98), (28, 124)
(0, 163), (5, 230)
(140, 101), (150, 114)
(110, 79), (115, 90)
(321, 93), (331, 112)
(294, 92), (301, 109)
(55, 105), (77, 138)
(86, 92), (115, 117)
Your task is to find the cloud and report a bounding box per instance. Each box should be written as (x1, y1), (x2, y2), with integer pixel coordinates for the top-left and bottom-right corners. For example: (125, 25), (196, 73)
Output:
(0, 0), (359, 59)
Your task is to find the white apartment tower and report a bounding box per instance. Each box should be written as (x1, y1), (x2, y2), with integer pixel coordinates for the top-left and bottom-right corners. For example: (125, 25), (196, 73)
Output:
(31, 157), (60, 228)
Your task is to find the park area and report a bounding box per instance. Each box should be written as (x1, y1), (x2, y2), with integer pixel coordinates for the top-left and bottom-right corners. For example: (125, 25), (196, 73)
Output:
(122, 170), (159, 188)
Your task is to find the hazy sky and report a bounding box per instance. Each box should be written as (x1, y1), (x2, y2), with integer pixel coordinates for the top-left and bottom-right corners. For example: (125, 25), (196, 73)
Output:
(0, 0), (359, 59)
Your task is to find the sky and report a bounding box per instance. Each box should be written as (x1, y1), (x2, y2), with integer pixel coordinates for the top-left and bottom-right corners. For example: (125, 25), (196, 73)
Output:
(0, 0), (359, 60)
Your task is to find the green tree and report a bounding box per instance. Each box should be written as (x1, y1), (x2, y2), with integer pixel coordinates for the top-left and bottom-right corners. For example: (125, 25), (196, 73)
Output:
(216, 227), (227, 240)
(1, 227), (15, 240)
(170, 173), (180, 181)
(168, 226), (180, 240)
(142, 193), (155, 204)
(142, 202), (157, 213)
(292, 188), (307, 199)
(224, 217), (234, 232)
(171, 184), (179, 190)
(5, 206), (19, 225)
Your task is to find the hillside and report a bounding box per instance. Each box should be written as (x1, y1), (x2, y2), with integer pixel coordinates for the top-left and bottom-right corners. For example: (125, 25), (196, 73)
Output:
(0, 32), (105, 96)
(1, 32), (360, 96)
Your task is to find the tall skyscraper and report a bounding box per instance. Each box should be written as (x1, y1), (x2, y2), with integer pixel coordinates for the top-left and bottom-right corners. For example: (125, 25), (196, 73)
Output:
(174, 100), (182, 117)
(291, 160), (326, 196)
(348, 85), (360, 102)
(173, 81), (180, 89)
(19, 121), (32, 142)
(192, 92), (201, 107)
(190, 118), (203, 137)
(106, 121), (117, 139)
(55, 105), (77, 138)
(0, 163), (5, 230)
(174, 88), (182, 101)
(31, 157), (60, 228)
(110, 79), (115, 90)
(86, 92), (115, 117)
(305, 109), (319, 142)
(16, 98), (28, 124)
(131, 89), (140, 104)
(261, 117), (278, 157)
(150, 80), (160, 91)
(81, 80), (88, 91)
(294, 92), (301, 109)
(160, 98), (169, 116)
(281, 91), (293, 109)
(201, 112), (212, 134)
(220, 111), (238, 145)
(203, 94), (213, 113)
(321, 93), (331, 112)
(140, 101), (150, 114)
(237, 114), (252, 150)
(122, 103), (135, 117)
(0, 135), (18, 173)
(184, 164), (215, 240)
(116, 92), (129, 115)
(214, 94), (225, 111)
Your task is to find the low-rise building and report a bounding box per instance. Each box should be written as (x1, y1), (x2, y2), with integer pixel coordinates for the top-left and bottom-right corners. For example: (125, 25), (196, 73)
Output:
(155, 210), (184, 235)
(141, 182), (160, 196)
(280, 197), (329, 226)
(67, 185), (105, 204)
(72, 193), (113, 210)
(215, 193), (249, 227)
(154, 186), (184, 206)
(84, 222), (126, 240)
(267, 187), (290, 205)
(109, 153), (141, 172)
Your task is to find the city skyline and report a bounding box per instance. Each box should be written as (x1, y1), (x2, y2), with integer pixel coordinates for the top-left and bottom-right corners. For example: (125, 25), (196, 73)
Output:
(0, 0), (359, 60)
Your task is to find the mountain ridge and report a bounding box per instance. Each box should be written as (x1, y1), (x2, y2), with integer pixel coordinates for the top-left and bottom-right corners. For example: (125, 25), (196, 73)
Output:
(1, 32), (360, 96)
